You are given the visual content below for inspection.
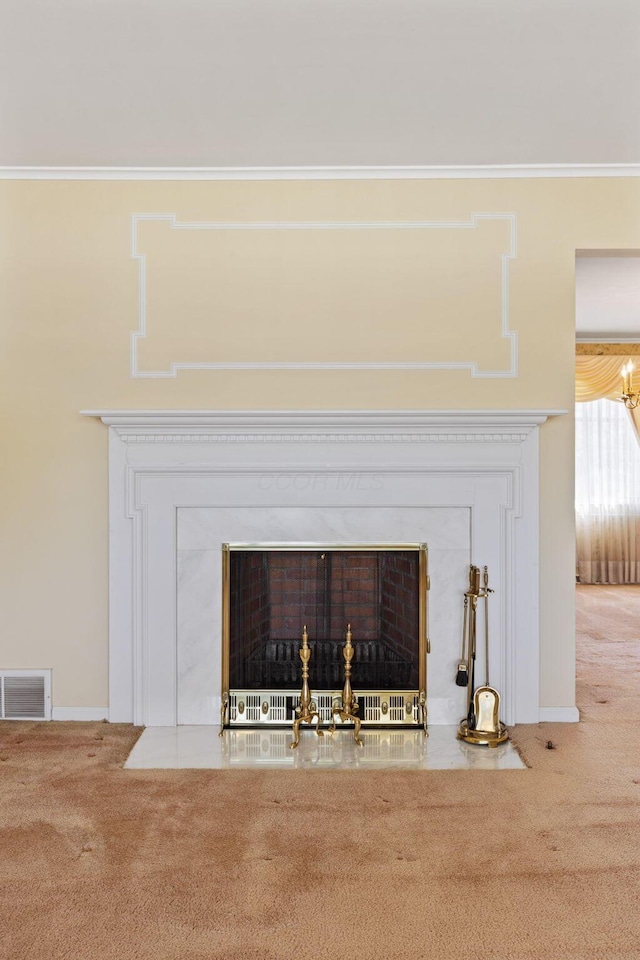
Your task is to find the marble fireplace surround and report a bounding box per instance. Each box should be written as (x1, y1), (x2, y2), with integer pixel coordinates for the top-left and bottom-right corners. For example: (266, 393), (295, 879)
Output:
(85, 409), (564, 728)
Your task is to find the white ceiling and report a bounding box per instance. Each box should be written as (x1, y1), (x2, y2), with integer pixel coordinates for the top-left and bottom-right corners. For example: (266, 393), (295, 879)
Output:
(576, 255), (640, 339)
(1, 0), (639, 167)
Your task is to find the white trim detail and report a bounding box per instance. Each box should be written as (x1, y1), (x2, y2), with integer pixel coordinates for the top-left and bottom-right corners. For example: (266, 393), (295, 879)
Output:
(130, 212), (518, 379)
(81, 408), (569, 728)
(51, 707), (110, 721)
(538, 706), (580, 723)
(117, 432), (532, 444)
(2, 164), (640, 181)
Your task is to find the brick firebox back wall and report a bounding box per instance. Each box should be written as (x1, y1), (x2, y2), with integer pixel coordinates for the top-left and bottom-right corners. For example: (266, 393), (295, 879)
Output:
(228, 550), (420, 689)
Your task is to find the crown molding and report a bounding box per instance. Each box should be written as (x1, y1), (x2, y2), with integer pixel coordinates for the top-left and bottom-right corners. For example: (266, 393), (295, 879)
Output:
(2, 164), (640, 181)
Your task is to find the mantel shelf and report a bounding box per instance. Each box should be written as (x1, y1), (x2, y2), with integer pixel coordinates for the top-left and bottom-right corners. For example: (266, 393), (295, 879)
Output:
(81, 408), (567, 430)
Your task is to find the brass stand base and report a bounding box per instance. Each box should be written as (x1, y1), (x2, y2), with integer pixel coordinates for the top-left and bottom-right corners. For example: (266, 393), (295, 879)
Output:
(291, 711), (323, 750)
(457, 719), (509, 748)
(328, 703), (363, 746)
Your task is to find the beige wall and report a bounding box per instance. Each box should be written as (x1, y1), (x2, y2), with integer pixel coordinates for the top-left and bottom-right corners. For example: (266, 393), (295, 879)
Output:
(1, 177), (639, 710)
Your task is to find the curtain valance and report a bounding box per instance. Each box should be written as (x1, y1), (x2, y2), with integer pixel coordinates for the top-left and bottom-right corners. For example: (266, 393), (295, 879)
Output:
(575, 354), (640, 442)
(575, 356), (627, 402)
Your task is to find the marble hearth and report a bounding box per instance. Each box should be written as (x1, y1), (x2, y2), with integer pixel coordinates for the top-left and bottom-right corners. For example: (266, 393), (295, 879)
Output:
(84, 410), (561, 728)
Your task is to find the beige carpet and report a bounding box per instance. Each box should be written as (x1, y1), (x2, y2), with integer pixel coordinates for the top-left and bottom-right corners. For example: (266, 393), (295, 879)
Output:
(1, 585), (639, 960)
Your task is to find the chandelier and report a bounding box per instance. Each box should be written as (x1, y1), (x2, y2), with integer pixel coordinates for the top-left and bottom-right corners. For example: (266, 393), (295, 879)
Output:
(620, 362), (639, 410)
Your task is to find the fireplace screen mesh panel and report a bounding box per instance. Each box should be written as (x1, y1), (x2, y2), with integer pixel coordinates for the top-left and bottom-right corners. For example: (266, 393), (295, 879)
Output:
(228, 549), (420, 691)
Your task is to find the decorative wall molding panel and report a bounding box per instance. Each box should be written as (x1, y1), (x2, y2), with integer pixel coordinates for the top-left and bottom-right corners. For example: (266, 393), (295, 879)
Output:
(3, 164), (640, 180)
(130, 212), (518, 379)
(82, 408), (568, 729)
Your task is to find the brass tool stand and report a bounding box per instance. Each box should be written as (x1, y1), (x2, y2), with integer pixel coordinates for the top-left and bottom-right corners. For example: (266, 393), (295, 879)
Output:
(458, 707), (508, 747)
(290, 626), (324, 750)
(328, 624), (363, 746)
(457, 565), (508, 747)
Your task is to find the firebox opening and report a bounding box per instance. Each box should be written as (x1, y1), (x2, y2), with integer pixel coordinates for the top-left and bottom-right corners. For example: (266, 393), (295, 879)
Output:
(222, 545), (428, 728)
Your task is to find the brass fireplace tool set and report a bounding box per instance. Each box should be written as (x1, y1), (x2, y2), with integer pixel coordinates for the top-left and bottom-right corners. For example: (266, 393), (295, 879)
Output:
(290, 623), (363, 749)
(456, 564), (508, 747)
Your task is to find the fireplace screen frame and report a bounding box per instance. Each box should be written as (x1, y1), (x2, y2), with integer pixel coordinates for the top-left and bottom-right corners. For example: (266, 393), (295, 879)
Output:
(221, 542), (429, 728)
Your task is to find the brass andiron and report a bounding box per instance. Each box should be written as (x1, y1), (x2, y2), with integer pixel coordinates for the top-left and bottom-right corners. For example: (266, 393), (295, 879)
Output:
(290, 626), (324, 750)
(419, 690), (428, 737)
(328, 624), (363, 746)
(219, 692), (229, 737)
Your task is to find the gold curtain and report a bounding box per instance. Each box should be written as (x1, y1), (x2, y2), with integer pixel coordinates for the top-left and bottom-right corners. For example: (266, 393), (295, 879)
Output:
(576, 514), (640, 584)
(575, 353), (640, 584)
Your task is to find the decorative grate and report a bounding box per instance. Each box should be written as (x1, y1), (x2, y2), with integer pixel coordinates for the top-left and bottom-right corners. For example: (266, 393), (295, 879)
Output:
(390, 695), (407, 722)
(268, 695), (287, 722)
(228, 690), (421, 726)
(246, 638), (412, 690)
(244, 695), (262, 722)
(363, 695), (382, 722)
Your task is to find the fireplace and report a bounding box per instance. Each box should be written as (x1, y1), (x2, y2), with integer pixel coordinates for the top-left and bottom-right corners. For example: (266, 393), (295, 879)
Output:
(222, 543), (428, 727)
(85, 409), (560, 728)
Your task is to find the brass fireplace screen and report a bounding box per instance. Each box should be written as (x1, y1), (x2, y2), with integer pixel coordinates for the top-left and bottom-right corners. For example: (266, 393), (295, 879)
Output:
(221, 543), (429, 727)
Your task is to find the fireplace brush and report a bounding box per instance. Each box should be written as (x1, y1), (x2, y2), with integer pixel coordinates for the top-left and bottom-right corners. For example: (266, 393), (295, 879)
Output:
(455, 594), (470, 687)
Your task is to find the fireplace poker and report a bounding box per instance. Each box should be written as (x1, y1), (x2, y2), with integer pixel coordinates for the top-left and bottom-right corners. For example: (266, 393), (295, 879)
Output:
(466, 566), (480, 729)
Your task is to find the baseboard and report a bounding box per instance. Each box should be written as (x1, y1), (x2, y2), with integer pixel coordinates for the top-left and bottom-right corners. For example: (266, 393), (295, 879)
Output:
(51, 707), (109, 721)
(538, 706), (580, 723)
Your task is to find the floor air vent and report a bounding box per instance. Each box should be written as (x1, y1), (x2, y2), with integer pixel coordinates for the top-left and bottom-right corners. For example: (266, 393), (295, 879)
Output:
(0, 671), (51, 720)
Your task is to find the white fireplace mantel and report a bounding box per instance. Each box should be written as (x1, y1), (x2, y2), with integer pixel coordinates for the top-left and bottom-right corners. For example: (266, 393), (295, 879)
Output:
(82, 408), (566, 728)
